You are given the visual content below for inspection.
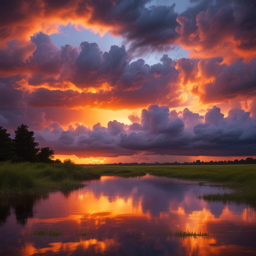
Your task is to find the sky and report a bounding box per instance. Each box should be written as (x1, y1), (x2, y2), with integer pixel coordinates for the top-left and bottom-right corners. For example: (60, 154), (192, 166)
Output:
(0, 0), (256, 164)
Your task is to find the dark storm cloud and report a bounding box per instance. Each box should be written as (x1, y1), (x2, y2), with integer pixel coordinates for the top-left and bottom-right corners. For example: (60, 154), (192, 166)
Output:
(0, 0), (179, 54)
(28, 32), (62, 75)
(1, 32), (256, 110)
(1, 0), (256, 61)
(0, 32), (186, 110)
(0, 33), (177, 89)
(0, 107), (50, 132)
(33, 105), (256, 158)
(0, 40), (35, 75)
(195, 58), (256, 104)
(176, 0), (256, 61)
(0, 76), (25, 109)
(181, 108), (204, 128)
(20, 38), (181, 109)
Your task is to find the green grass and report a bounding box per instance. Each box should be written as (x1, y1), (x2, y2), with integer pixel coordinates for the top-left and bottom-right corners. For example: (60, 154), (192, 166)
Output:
(93, 167), (147, 178)
(0, 161), (100, 195)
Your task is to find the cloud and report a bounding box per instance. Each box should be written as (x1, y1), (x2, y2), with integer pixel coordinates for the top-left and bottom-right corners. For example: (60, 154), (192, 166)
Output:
(0, 0), (179, 54)
(0, 114), (8, 124)
(31, 105), (256, 158)
(0, 40), (36, 75)
(18, 39), (182, 110)
(28, 32), (61, 75)
(194, 58), (256, 104)
(1, 32), (256, 112)
(0, 76), (25, 110)
(1, 0), (256, 161)
(2, 0), (255, 62)
(175, 58), (199, 86)
(176, 0), (256, 62)
(128, 113), (141, 123)
(181, 108), (204, 128)
(204, 106), (224, 126)
(0, 33), (177, 84)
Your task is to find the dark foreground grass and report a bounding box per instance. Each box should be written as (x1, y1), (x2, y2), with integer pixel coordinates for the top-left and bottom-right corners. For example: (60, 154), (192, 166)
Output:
(88, 165), (256, 206)
(0, 161), (100, 195)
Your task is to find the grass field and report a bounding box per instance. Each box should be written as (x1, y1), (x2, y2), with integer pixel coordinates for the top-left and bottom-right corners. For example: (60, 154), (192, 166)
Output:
(0, 161), (100, 195)
(0, 162), (256, 205)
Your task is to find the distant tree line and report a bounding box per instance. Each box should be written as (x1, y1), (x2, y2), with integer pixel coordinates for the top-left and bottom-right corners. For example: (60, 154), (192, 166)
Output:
(0, 124), (60, 163)
(109, 158), (256, 166)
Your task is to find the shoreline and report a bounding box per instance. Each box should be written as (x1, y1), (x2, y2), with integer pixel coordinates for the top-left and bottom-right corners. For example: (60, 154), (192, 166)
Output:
(0, 162), (255, 206)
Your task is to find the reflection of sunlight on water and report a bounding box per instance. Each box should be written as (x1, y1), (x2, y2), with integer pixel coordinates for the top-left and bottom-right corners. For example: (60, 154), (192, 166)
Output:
(168, 206), (256, 234)
(181, 237), (217, 256)
(242, 208), (256, 223)
(182, 238), (256, 256)
(170, 206), (186, 215)
(2, 176), (256, 256)
(25, 190), (150, 229)
(100, 176), (119, 181)
(20, 239), (117, 256)
(20, 243), (36, 256)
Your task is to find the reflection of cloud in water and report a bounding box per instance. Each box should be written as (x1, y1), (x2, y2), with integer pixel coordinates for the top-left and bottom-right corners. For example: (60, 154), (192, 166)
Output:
(87, 175), (227, 217)
(1, 175), (256, 256)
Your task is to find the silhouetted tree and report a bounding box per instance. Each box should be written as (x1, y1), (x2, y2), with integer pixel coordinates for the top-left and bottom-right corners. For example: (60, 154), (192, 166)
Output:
(0, 126), (16, 161)
(63, 159), (74, 164)
(14, 124), (39, 162)
(246, 157), (253, 164)
(37, 147), (54, 163)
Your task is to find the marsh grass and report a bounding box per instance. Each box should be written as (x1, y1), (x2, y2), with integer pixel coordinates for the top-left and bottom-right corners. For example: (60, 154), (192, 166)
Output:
(92, 167), (146, 178)
(80, 231), (90, 236)
(48, 230), (63, 237)
(0, 161), (100, 195)
(162, 231), (172, 237)
(30, 229), (62, 236)
(32, 229), (48, 236)
(175, 230), (209, 238)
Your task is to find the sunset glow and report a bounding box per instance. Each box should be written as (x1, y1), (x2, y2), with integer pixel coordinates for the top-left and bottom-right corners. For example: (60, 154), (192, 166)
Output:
(0, 0), (256, 163)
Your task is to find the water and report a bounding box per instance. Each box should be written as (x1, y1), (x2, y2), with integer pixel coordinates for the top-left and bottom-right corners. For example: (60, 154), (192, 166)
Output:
(0, 175), (256, 256)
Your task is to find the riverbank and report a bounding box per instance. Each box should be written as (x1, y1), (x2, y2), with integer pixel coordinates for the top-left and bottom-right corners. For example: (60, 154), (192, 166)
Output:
(92, 164), (256, 206)
(1, 162), (256, 206)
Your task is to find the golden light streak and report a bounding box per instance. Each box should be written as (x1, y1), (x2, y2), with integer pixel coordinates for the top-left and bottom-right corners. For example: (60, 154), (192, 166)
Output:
(20, 239), (117, 256)
(54, 155), (107, 164)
